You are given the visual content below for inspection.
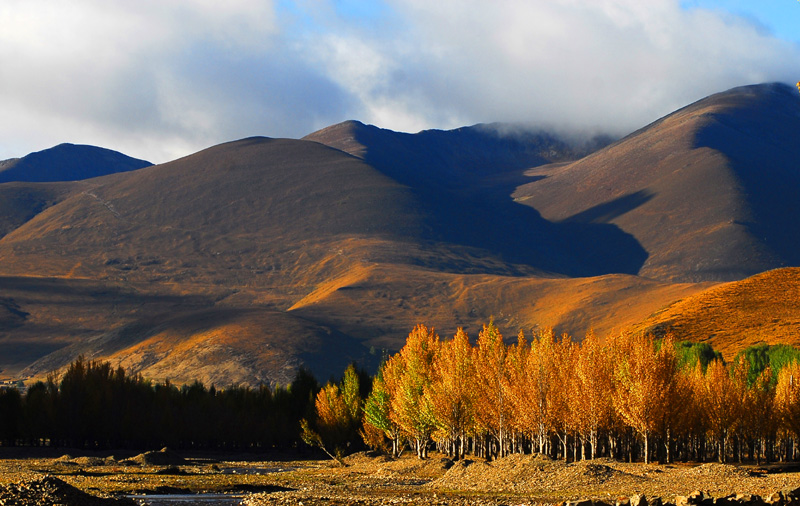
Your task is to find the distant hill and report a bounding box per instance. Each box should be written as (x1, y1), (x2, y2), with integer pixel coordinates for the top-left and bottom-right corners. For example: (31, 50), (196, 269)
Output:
(1, 83), (799, 385)
(634, 267), (800, 360)
(514, 83), (800, 282)
(0, 143), (151, 183)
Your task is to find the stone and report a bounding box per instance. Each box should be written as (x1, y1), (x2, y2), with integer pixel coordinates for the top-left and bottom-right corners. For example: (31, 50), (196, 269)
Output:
(715, 494), (738, 506)
(734, 494), (765, 506)
(766, 492), (785, 506)
(565, 499), (593, 506)
(783, 489), (800, 502)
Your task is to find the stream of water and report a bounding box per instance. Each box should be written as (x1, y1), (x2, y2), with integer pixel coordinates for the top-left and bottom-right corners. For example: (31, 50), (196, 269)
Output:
(128, 493), (246, 505)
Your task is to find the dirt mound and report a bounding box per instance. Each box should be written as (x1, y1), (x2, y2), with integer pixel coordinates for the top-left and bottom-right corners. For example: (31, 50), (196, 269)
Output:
(431, 454), (646, 494)
(344, 451), (394, 466)
(676, 463), (753, 479)
(130, 447), (187, 466)
(556, 460), (641, 487)
(0, 475), (135, 505)
(54, 454), (78, 465)
(431, 453), (562, 492)
(72, 456), (108, 466)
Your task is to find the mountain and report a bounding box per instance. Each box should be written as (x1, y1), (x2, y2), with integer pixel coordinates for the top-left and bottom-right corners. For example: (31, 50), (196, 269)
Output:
(513, 83), (800, 282)
(305, 121), (645, 277)
(0, 143), (152, 183)
(0, 82), (799, 385)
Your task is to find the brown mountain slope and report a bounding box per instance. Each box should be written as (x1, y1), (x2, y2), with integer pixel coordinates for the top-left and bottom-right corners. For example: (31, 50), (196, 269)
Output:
(2, 83), (799, 385)
(287, 265), (709, 350)
(634, 267), (800, 360)
(0, 137), (437, 288)
(0, 132), (658, 384)
(20, 305), (375, 387)
(513, 83), (800, 282)
(305, 121), (647, 277)
(1, 133), (608, 383)
(0, 183), (77, 239)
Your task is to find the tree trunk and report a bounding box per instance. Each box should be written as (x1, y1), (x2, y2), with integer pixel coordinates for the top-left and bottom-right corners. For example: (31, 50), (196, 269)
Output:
(643, 431), (650, 464)
(665, 428), (672, 464)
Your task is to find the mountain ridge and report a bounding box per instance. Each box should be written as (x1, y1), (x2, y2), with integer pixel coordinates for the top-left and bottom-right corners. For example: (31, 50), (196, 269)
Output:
(0, 82), (798, 385)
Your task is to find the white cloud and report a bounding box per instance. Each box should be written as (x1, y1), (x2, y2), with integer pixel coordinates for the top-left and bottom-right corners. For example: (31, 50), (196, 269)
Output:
(0, 0), (797, 163)
(352, 0), (799, 135)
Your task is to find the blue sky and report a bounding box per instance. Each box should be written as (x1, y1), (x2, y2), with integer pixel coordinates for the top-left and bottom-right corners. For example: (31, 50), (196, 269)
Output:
(0, 0), (797, 163)
(681, 0), (800, 42)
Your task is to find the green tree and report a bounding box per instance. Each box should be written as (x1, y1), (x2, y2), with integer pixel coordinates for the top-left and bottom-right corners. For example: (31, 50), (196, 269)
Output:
(675, 341), (721, 372)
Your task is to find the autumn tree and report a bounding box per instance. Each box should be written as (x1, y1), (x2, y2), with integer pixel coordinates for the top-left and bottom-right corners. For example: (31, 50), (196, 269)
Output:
(775, 361), (800, 459)
(424, 328), (476, 459)
(527, 328), (558, 455)
(698, 358), (744, 463)
(301, 364), (362, 463)
(611, 333), (679, 464)
(549, 333), (578, 460)
(504, 330), (533, 453)
(389, 324), (439, 458)
(740, 365), (777, 463)
(472, 321), (513, 460)
(572, 330), (615, 460)
(362, 368), (398, 455)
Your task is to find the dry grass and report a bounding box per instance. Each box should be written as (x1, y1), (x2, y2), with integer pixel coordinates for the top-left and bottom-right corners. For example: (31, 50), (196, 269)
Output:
(634, 267), (800, 359)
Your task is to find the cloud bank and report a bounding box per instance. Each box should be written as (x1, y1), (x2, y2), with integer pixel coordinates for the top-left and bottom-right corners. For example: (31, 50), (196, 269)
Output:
(0, 0), (797, 163)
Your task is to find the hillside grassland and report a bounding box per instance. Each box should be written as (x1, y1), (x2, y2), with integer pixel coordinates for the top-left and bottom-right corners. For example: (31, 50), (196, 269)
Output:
(636, 268), (800, 359)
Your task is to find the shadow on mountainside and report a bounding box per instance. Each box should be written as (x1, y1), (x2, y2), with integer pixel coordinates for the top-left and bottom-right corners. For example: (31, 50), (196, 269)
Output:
(693, 83), (800, 274)
(351, 125), (649, 277)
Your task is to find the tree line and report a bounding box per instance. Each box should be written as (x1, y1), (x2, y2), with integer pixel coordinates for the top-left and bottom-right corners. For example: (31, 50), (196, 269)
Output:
(3, 324), (800, 463)
(304, 323), (800, 465)
(0, 357), (320, 450)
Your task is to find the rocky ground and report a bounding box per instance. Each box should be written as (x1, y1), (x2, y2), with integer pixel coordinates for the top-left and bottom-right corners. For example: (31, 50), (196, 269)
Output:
(0, 449), (799, 506)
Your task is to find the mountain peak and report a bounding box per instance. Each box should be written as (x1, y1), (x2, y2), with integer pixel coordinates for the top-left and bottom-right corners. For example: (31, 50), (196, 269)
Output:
(0, 143), (152, 183)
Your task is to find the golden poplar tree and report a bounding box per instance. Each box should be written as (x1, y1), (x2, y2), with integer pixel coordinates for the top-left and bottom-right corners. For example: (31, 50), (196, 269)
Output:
(424, 328), (476, 459)
(549, 333), (577, 460)
(472, 321), (512, 459)
(388, 323), (440, 458)
(504, 330), (531, 448)
(700, 358), (744, 463)
(611, 333), (678, 464)
(740, 365), (776, 464)
(573, 330), (614, 460)
(775, 361), (800, 445)
(525, 327), (558, 455)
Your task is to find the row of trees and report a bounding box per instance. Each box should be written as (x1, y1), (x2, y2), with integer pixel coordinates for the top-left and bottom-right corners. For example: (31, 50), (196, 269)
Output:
(0, 357), (320, 450)
(306, 323), (800, 465)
